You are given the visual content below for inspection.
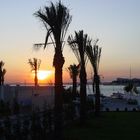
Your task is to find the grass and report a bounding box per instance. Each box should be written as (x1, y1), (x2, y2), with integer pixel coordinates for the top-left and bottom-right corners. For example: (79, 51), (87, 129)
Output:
(64, 112), (140, 140)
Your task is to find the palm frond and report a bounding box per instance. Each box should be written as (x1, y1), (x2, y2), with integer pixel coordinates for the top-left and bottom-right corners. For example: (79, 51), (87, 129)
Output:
(28, 58), (41, 72)
(2, 69), (6, 76)
(67, 64), (79, 79)
(68, 35), (80, 63)
(34, 1), (72, 51)
(44, 28), (52, 49)
(68, 30), (91, 66)
(86, 40), (102, 73)
(0, 61), (4, 69)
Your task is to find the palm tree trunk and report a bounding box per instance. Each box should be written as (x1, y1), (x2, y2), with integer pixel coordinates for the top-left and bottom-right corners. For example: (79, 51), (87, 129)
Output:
(72, 76), (77, 100)
(92, 78), (94, 93)
(35, 70), (38, 87)
(53, 47), (65, 140)
(94, 74), (100, 116)
(1, 77), (4, 85)
(0, 70), (2, 86)
(80, 65), (87, 123)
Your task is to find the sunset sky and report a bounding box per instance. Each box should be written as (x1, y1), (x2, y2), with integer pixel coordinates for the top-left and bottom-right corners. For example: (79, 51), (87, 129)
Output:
(0, 0), (140, 84)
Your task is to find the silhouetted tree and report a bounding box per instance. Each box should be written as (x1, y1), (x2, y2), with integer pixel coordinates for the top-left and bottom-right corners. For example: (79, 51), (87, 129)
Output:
(28, 58), (41, 87)
(34, 1), (72, 139)
(124, 82), (138, 94)
(86, 39), (101, 116)
(1, 68), (6, 85)
(0, 61), (5, 86)
(68, 30), (90, 123)
(67, 64), (79, 100)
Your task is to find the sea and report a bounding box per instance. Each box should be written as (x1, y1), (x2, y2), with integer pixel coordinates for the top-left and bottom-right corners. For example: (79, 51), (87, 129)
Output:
(65, 84), (140, 97)
(7, 83), (140, 97)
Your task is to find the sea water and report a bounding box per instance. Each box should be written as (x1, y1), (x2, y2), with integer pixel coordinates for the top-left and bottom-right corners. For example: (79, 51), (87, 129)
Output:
(65, 84), (140, 97)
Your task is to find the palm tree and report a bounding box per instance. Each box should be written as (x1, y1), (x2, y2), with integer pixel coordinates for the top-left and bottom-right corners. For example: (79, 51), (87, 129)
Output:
(28, 58), (41, 87)
(68, 30), (90, 123)
(0, 61), (5, 86)
(34, 1), (72, 139)
(67, 64), (80, 100)
(1, 69), (6, 85)
(86, 39), (101, 116)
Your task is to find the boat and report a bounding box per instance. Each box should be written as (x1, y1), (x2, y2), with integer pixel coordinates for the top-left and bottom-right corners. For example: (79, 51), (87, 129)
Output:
(110, 92), (123, 99)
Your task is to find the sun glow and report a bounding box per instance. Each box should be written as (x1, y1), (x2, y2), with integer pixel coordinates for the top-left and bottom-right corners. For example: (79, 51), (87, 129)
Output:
(37, 70), (52, 80)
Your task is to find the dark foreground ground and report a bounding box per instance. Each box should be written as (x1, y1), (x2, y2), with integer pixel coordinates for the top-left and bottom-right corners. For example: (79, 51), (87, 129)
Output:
(64, 112), (140, 140)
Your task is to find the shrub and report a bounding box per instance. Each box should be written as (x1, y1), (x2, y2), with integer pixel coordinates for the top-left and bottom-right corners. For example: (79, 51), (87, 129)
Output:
(64, 102), (75, 121)
(124, 107), (128, 112)
(132, 108), (137, 112)
(127, 99), (138, 105)
(86, 99), (94, 111)
(106, 108), (109, 112)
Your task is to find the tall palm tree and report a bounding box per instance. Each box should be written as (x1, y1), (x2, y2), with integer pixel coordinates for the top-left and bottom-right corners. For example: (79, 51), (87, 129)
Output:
(68, 30), (90, 123)
(28, 58), (41, 87)
(86, 39), (101, 116)
(67, 64), (79, 100)
(34, 1), (72, 139)
(0, 61), (5, 86)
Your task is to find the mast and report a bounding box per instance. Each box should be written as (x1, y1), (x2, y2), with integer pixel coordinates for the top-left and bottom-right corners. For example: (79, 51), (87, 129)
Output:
(130, 65), (131, 80)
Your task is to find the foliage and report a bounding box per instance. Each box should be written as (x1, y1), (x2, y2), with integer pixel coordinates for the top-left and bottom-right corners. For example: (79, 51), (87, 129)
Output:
(68, 30), (90, 64)
(34, 2), (72, 139)
(124, 83), (139, 94)
(68, 30), (91, 123)
(86, 39), (102, 116)
(127, 98), (138, 105)
(0, 107), (56, 140)
(64, 102), (76, 121)
(12, 116), (22, 140)
(67, 64), (80, 100)
(86, 99), (94, 111)
(13, 98), (20, 115)
(63, 87), (77, 121)
(67, 64), (80, 79)
(28, 58), (41, 72)
(28, 58), (41, 86)
(4, 116), (12, 139)
(0, 100), (11, 117)
(86, 39), (101, 74)
(0, 61), (6, 85)
(34, 1), (72, 50)
(63, 87), (73, 103)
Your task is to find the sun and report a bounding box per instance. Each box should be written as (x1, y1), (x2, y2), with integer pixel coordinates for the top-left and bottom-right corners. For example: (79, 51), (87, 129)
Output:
(37, 70), (52, 80)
